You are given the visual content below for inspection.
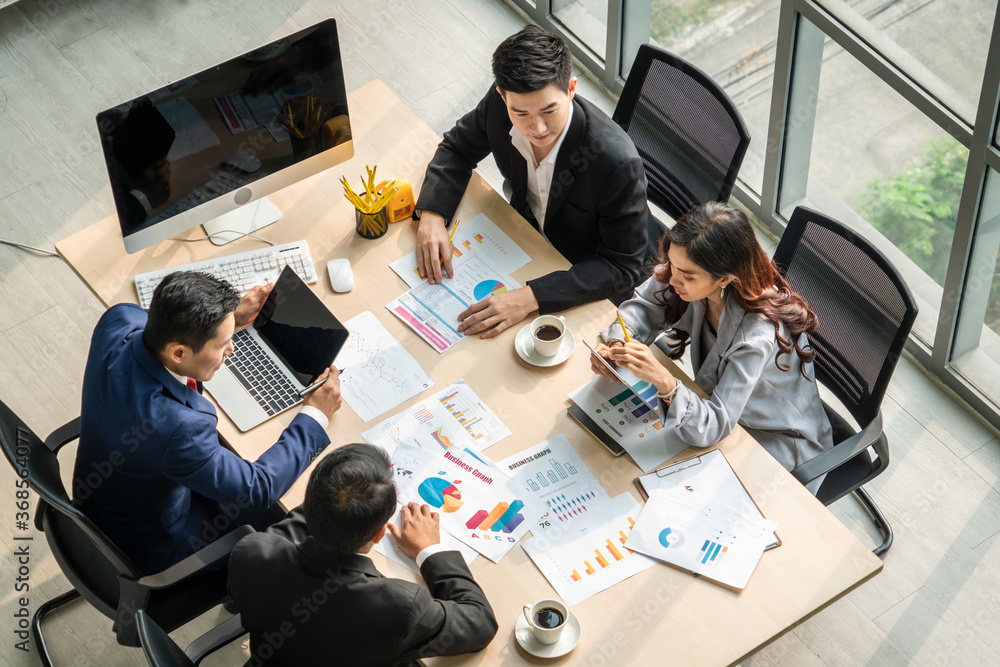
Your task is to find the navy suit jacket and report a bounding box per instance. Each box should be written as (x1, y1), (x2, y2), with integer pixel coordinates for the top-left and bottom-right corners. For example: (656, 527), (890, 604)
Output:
(416, 88), (650, 312)
(72, 304), (330, 573)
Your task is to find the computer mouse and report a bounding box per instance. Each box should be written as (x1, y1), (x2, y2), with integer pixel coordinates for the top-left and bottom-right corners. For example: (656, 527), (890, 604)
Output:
(327, 258), (354, 293)
(222, 151), (262, 173)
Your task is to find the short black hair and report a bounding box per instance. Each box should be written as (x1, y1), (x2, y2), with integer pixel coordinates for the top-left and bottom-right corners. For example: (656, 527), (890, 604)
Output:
(492, 25), (572, 94)
(142, 271), (240, 353)
(304, 444), (397, 555)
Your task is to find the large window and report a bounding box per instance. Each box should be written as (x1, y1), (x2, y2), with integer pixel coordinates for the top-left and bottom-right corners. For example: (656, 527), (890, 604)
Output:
(502, 0), (1000, 428)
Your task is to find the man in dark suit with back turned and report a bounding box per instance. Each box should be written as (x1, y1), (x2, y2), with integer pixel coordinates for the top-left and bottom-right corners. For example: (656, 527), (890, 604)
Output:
(72, 272), (342, 574)
(229, 444), (498, 666)
(415, 25), (650, 338)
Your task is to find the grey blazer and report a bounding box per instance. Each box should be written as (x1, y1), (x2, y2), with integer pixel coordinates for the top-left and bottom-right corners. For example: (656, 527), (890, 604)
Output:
(602, 276), (833, 493)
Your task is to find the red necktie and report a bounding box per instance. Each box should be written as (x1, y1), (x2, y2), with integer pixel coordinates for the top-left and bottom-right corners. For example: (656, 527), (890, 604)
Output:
(186, 377), (200, 393)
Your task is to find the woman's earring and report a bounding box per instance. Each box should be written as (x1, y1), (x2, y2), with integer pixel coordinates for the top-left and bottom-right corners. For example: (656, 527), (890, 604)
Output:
(720, 284), (726, 300)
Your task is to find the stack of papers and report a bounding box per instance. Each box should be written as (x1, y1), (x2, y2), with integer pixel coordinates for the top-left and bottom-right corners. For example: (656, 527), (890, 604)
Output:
(626, 489), (775, 590)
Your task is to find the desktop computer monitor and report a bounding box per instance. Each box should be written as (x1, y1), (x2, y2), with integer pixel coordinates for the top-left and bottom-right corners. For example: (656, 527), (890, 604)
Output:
(96, 18), (353, 253)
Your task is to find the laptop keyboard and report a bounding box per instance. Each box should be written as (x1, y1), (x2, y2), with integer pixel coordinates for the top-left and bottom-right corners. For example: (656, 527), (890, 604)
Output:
(226, 328), (301, 416)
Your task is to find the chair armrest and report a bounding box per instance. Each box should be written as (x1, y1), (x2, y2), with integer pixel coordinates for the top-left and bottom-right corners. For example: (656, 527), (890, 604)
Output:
(185, 613), (247, 663)
(135, 524), (255, 590)
(791, 412), (883, 486)
(43, 417), (81, 453)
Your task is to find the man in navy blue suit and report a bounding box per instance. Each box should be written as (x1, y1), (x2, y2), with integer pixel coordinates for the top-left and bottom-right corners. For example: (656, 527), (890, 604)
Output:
(72, 271), (342, 573)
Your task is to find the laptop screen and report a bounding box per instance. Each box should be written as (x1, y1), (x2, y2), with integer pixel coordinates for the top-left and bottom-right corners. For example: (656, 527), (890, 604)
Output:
(253, 266), (348, 386)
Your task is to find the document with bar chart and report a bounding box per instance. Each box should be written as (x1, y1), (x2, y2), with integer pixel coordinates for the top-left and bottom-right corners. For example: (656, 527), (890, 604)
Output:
(387, 255), (521, 353)
(389, 213), (532, 288)
(362, 380), (510, 460)
(625, 489), (777, 590)
(569, 370), (686, 473)
(338, 311), (434, 422)
(391, 444), (546, 563)
(521, 493), (658, 606)
(497, 435), (611, 536)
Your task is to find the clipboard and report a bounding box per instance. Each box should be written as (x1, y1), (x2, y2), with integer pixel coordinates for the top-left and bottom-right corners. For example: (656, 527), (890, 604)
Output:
(633, 449), (781, 550)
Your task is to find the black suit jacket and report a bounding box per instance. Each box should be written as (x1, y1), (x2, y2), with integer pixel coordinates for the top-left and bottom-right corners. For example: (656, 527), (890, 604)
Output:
(228, 509), (498, 666)
(417, 87), (649, 312)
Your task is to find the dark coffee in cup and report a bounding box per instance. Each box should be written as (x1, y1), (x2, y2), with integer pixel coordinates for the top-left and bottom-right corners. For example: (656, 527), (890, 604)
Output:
(533, 607), (564, 629)
(534, 325), (562, 341)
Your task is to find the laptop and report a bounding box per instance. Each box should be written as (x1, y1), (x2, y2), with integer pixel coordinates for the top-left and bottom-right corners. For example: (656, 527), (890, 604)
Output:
(205, 265), (348, 431)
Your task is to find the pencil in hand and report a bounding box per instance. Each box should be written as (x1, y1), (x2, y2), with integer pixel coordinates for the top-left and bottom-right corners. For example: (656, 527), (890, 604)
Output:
(616, 312), (632, 343)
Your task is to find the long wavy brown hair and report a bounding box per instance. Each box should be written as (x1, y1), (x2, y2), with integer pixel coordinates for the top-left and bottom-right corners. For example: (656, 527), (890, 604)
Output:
(652, 202), (818, 376)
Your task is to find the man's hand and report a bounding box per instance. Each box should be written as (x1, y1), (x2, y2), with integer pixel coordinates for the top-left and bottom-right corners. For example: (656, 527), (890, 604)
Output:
(386, 502), (440, 558)
(415, 211), (453, 284)
(233, 283), (273, 327)
(608, 342), (677, 395)
(457, 287), (538, 339)
(302, 366), (342, 420)
(589, 342), (622, 383)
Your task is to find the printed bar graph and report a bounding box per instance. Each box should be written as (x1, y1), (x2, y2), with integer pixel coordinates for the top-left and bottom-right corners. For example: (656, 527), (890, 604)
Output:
(699, 540), (728, 565)
(527, 478), (540, 491)
(584, 560), (595, 575)
(594, 550), (609, 568)
(466, 501), (526, 534)
(571, 570), (582, 582)
(414, 406), (434, 424)
(607, 539), (624, 561)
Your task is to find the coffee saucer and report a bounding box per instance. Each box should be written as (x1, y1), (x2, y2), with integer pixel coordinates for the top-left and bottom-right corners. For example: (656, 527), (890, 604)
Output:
(515, 324), (575, 367)
(514, 609), (582, 658)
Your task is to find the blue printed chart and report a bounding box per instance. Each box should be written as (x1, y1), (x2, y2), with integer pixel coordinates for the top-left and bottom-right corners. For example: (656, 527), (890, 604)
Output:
(498, 435), (612, 536)
(625, 489), (777, 589)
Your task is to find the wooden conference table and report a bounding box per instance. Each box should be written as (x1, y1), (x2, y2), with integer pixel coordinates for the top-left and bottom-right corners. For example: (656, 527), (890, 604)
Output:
(58, 79), (882, 666)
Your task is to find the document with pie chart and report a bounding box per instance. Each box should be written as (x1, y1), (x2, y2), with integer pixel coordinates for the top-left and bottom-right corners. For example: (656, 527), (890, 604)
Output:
(387, 255), (521, 353)
(389, 444), (546, 563)
(625, 489), (776, 590)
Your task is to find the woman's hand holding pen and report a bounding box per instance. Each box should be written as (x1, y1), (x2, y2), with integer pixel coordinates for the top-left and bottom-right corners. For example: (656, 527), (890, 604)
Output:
(608, 342), (678, 396)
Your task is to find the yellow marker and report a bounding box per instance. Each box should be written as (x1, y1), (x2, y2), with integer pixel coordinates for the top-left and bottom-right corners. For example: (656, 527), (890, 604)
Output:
(616, 312), (631, 342)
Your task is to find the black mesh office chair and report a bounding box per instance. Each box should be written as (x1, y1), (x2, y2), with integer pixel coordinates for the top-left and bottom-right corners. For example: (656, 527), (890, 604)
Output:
(136, 610), (247, 666)
(773, 206), (918, 557)
(0, 400), (253, 666)
(613, 43), (751, 259)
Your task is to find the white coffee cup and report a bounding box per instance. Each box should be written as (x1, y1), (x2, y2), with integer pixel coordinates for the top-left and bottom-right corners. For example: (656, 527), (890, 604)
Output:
(522, 599), (568, 644)
(530, 315), (566, 357)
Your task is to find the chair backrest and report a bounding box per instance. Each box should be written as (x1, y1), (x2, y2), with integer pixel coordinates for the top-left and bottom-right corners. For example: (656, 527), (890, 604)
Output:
(137, 610), (196, 667)
(0, 400), (142, 621)
(613, 43), (751, 219)
(772, 207), (918, 427)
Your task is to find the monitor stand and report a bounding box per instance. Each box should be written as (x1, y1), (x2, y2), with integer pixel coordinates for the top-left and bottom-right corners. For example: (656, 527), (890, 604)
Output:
(203, 198), (282, 245)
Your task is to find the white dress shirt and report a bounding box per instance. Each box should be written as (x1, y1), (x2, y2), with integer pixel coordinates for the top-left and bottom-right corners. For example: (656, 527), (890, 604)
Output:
(508, 102), (574, 233)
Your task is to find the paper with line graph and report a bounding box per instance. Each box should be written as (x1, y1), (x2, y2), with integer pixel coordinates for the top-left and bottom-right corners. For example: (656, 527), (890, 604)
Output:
(389, 214), (532, 288)
(391, 444), (545, 562)
(338, 311), (434, 422)
(362, 380), (511, 457)
(521, 493), (657, 606)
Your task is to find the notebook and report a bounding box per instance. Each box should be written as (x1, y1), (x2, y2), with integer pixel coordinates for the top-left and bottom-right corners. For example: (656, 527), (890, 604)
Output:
(205, 265), (348, 431)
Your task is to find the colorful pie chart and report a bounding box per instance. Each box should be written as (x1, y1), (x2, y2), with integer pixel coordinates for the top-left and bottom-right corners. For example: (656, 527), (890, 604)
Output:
(418, 477), (464, 512)
(659, 527), (684, 548)
(473, 279), (508, 301)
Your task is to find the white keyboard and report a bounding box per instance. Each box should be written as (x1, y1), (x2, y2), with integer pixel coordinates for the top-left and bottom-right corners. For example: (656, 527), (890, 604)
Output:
(134, 240), (318, 308)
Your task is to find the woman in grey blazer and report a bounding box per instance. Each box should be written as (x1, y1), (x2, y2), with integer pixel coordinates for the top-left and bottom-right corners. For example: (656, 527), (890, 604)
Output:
(593, 202), (832, 493)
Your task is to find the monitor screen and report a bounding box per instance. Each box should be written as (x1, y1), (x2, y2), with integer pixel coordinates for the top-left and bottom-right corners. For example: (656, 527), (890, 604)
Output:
(97, 18), (353, 253)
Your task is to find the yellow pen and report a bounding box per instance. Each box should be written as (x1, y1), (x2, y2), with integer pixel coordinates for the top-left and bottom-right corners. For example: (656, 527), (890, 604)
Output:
(616, 312), (632, 343)
(448, 218), (461, 244)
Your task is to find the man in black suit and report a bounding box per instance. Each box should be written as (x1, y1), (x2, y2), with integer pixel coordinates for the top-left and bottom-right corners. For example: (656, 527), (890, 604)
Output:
(415, 25), (649, 338)
(228, 444), (498, 666)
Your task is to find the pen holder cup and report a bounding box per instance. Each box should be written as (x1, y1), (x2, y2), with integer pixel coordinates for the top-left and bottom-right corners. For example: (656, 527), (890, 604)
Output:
(355, 206), (389, 240)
